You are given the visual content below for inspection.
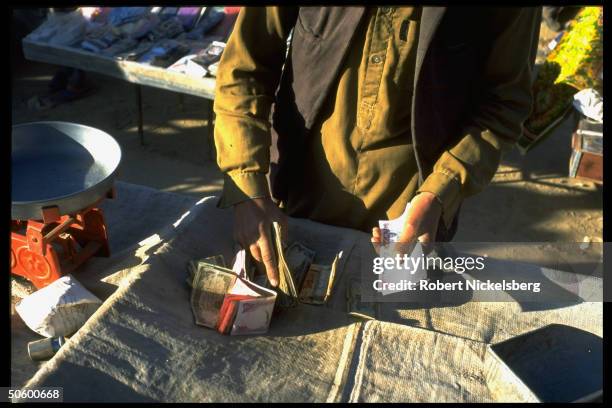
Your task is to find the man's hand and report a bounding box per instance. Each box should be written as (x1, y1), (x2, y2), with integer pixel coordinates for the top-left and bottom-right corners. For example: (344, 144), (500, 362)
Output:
(371, 192), (442, 253)
(233, 197), (288, 287)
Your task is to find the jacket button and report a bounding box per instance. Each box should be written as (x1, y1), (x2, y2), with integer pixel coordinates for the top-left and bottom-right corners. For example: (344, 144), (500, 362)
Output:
(371, 55), (383, 64)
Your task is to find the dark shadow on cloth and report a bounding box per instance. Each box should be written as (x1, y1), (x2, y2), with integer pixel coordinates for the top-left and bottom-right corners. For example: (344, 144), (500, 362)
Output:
(488, 323), (602, 402)
(263, 304), (356, 338)
(33, 361), (157, 402)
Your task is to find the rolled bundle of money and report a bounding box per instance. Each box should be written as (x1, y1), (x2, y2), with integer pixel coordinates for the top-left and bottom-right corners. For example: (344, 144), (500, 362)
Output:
(267, 222), (299, 308)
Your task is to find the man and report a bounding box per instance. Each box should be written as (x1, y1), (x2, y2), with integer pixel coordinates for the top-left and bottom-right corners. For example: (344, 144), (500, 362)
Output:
(213, 7), (541, 286)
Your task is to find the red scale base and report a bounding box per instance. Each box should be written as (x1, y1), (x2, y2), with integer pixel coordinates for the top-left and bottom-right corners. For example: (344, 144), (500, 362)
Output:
(11, 193), (113, 289)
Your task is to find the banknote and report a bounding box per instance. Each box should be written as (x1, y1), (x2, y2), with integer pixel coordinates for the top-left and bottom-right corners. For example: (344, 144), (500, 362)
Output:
(204, 254), (227, 268)
(230, 296), (276, 335)
(216, 294), (247, 335)
(378, 202), (426, 296)
(263, 222), (299, 308)
(299, 264), (328, 305)
(226, 223), (315, 308)
(219, 272), (276, 335)
(231, 249), (250, 279)
(284, 241), (316, 289)
(378, 202), (411, 245)
(190, 263), (237, 328)
(186, 255), (227, 288)
(189, 252), (277, 334)
(346, 278), (378, 320)
(298, 253), (339, 305)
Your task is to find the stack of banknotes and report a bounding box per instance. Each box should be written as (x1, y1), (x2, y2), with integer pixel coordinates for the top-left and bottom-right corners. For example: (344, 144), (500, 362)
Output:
(188, 253), (277, 335)
(187, 215), (413, 334)
(188, 222), (344, 335)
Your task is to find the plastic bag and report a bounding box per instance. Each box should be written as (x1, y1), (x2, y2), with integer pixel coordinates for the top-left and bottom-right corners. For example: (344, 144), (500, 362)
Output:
(573, 89), (603, 123)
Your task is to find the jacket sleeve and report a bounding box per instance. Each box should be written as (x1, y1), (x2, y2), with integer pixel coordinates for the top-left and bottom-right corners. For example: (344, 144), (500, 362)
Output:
(417, 7), (542, 228)
(213, 7), (298, 208)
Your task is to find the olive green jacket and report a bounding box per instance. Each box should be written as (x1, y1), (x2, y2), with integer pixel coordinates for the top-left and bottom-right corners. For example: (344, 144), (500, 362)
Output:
(214, 7), (541, 234)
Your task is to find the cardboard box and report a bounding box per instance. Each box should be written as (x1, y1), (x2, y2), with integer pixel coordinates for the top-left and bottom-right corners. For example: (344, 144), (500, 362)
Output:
(569, 118), (602, 183)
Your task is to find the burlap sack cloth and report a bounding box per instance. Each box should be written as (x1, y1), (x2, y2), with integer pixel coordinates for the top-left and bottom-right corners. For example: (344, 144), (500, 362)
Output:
(22, 184), (602, 402)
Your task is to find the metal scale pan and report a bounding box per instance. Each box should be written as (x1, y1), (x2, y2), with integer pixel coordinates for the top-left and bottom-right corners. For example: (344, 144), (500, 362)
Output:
(12, 121), (122, 221)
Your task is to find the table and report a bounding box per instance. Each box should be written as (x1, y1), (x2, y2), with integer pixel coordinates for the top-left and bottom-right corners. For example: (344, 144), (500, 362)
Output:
(21, 38), (217, 155)
(17, 188), (602, 402)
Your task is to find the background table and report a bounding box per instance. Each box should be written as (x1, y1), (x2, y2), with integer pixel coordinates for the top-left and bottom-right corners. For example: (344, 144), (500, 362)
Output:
(22, 38), (217, 154)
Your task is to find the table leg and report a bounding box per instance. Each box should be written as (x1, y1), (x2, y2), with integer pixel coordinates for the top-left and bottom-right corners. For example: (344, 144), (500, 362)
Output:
(136, 85), (144, 146)
(178, 93), (185, 112)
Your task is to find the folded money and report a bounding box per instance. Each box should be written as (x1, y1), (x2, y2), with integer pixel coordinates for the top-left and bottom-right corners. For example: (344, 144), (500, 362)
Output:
(216, 294), (247, 334)
(217, 277), (277, 335)
(260, 222), (299, 308)
(284, 241), (316, 290)
(229, 230), (317, 309)
(189, 258), (276, 335)
(230, 249), (248, 278)
(298, 253), (340, 305)
(378, 202), (411, 245)
(186, 255), (227, 288)
(190, 263), (236, 328)
(378, 203), (426, 296)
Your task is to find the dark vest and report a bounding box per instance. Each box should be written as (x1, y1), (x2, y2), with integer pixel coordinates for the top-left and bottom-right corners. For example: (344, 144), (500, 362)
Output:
(270, 7), (495, 216)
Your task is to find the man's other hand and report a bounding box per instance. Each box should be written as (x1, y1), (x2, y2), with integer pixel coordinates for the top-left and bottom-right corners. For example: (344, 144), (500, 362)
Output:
(371, 192), (442, 253)
(233, 197), (288, 287)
